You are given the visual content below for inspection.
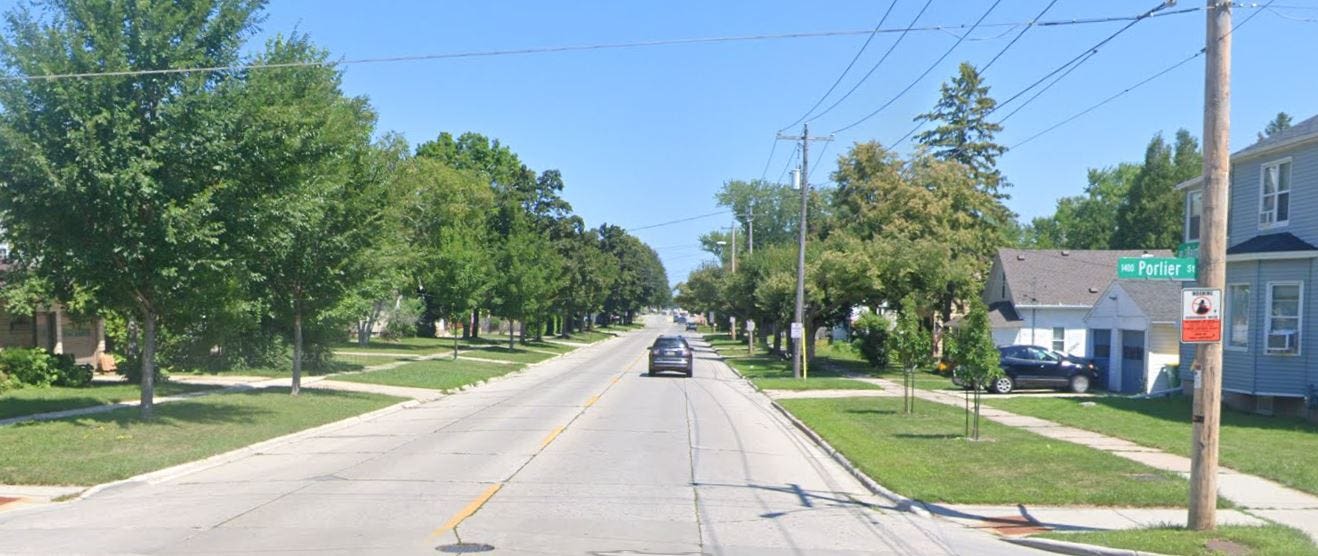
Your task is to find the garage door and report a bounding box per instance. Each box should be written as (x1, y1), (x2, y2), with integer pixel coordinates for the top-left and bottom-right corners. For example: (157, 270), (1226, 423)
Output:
(1089, 328), (1111, 377)
(1120, 330), (1145, 394)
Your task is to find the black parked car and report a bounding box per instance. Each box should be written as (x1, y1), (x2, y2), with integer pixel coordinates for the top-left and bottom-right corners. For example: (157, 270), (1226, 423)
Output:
(991, 345), (1099, 394)
(648, 335), (693, 377)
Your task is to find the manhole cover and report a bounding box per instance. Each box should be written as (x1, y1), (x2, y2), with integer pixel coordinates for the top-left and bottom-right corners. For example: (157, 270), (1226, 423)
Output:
(436, 543), (495, 553)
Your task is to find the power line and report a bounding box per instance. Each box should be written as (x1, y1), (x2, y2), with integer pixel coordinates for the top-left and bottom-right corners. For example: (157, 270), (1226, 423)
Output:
(995, 49), (1098, 125)
(805, 0), (936, 127)
(893, 0), (1059, 147)
(830, 0), (1003, 135)
(779, 0), (900, 131)
(757, 138), (779, 182)
(626, 210), (731, 232)
(987, 0), (1175, 121)
(0, 7), (1229, 82)
(1012, 0), (1277, 150)
(775, 143), (801, 185)
(808, 140), (833, 181)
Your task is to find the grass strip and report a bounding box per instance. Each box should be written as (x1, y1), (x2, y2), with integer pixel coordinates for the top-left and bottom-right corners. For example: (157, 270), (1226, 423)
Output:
(0, 382), (222, 421)
(986, 396), (1318, 496)
(1038, 524), (1317, 556)
(779, 396), (1203, 507)
(331, 358), (521, 391)
(0, 388), (400, 485)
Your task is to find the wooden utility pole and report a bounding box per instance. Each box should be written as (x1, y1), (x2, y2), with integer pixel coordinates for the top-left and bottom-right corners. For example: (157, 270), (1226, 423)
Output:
(776, 124), (831, 379)
(1189, 0), (1230, 530)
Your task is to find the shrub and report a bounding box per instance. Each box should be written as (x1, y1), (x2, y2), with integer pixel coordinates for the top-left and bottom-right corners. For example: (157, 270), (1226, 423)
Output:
(380, 297), (423, 340)
(0, 370), (19, 393)
(850, 311), (891, 368)
(0, 347), (56, 387)
(115, 353), (169, 385)
(50, 354), (93, 387)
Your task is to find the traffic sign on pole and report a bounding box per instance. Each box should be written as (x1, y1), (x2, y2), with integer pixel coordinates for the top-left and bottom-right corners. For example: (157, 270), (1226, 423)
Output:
(790, 322), (804, 339)
(1181, 288), (1222, 343)
(1117, 257), (1197, 280)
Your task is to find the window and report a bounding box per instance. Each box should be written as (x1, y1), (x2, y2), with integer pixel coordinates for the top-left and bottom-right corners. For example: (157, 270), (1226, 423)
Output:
(1227, 284), (1250, 350)
(1260, 159), (1292, 228)
(1265, 282), (1302, 355)
(1186, 190), (1203, 241)
(1052, 327), (1066, 352)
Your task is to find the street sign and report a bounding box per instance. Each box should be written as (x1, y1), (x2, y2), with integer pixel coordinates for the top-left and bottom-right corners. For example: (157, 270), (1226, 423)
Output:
(1181, 288), (1222, 343)
(746, 319), (755, 331)
(790, 322), (804, 339)
(1177, 241), (1200, 259)
(1117, 257), (1197, 280)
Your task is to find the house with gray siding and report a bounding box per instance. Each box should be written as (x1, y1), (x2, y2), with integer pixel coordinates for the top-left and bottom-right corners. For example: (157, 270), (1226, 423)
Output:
(1177, 113), (1318, 419)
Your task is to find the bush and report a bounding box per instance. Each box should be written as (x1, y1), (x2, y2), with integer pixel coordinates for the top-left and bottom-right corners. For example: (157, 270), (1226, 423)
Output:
(50, 354), (93, 387)
(0, 347), (56, 387)
(850, 312), (891, 368)
(115, 354), (169, 385)
(0, 370), (20, 393)
(380, 297), (423, 340)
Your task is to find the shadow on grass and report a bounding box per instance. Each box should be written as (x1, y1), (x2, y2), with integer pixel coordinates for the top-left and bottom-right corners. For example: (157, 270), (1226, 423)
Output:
(893, 432), (963, 440)
(10, 388), (374, 431)
(1050, 395), (1318, 435)
(843, 408), (899, 416)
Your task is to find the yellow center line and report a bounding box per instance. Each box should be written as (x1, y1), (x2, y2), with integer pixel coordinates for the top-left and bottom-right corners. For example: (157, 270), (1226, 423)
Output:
(430, 482), (503, 537)
(539, 425), (566, 449)
(583, 394), (601, 407)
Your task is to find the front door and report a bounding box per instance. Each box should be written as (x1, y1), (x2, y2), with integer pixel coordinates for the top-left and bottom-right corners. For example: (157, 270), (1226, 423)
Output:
(1089, 328), (1111, 386)
(1120, 330), (1146, 394)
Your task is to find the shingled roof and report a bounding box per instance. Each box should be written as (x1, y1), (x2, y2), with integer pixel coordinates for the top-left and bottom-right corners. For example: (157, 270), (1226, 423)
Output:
(1113, 280), (1181, 323)
(998, 248), (1172, 307)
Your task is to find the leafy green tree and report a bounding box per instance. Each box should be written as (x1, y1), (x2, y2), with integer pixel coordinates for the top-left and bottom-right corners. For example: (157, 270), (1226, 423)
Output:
(1259, 111), (1293, 141)
(1022, 163), (1138, 249)
(914, 62), (1009, 201)
(1113, 130), (1201, 250)
(887, 301), (933, 414)
(491, 224), (563, 349)
(225, 34), (382, 395)
(946, 300), (1001, 440)
(0, 0), (265, 415)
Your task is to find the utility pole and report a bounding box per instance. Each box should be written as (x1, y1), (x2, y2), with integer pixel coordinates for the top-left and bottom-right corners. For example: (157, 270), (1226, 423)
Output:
(777, 123), (832, 379)
(747, 207), (754, 255)
(730, 222), (738, 274)
(1189, 0), (1230, 531)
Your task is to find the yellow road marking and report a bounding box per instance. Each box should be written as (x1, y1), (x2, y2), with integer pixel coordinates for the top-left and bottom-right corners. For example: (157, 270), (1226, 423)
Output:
(611, 374), (622, 385)
(431, 483), (502, 537)
(539, 425), (565, 449)
(584, 394), (600, 407)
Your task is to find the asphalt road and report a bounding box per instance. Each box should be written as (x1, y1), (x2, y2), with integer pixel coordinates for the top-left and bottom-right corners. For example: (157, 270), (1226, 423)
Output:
(0, 316), (1038, 555)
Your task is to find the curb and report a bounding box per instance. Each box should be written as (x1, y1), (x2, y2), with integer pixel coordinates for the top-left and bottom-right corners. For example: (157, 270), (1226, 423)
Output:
(1002, 536), (1174, 556)
(75, 398), (421, 500)
(700, 338), (931, 519)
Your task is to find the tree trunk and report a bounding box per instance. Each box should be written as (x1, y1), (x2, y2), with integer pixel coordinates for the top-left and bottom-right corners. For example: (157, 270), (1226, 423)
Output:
(772, 325), (782, 355)
(471, 309), (480, 339)
(508, 320), (515, 351)
(292, 309), (304, 396)
(140, 310), (158, 418)
(453, 328), (460, 360)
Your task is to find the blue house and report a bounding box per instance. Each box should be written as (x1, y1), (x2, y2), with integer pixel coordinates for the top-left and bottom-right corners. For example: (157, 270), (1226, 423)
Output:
(1177, 115), (1318, 419)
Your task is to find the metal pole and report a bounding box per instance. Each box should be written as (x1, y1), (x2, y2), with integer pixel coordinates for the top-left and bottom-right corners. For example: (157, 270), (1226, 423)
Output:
(1189, 0), (1230, 531)
(747, 207), (754, 255)
(793, 124), (809, 380)
(731, 222), (737, 274)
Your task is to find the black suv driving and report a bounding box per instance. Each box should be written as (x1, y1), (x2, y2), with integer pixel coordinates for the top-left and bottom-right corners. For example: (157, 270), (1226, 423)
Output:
(648, 335), (693, 377)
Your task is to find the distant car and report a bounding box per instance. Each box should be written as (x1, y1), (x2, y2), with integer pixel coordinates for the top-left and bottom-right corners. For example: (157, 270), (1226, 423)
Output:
(685, 322), (699, 332)
(648, 335), (693, 377)
(991, 345), (1100, 394)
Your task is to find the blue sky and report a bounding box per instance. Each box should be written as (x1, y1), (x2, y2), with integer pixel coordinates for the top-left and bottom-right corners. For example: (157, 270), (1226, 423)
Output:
(248, 1), (1318, 285)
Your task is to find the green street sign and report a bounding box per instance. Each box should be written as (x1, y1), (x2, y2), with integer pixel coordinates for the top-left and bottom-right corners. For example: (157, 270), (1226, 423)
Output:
(1118, 257), (1197, 281)
(1178, 241), (1200, 259)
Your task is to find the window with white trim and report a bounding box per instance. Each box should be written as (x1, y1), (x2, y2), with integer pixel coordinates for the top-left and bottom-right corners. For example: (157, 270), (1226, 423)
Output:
(1052, 327), (1066, 352)
(1259, 160), (1291, 228)
(1265, 282), (1301, 355)
(1226, 284), (1250, 350)
(1185, 190), (1202, 242)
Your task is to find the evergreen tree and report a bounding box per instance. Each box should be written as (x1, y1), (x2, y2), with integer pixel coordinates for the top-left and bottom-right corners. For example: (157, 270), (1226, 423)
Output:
(914, 62), (1008, 200)
(1259, 112), (1293, 141)
(1113, 130), (1201, 250)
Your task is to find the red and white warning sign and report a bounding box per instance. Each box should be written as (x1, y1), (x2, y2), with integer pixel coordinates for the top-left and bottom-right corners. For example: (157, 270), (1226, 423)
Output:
(1181, 288), (1222, 343)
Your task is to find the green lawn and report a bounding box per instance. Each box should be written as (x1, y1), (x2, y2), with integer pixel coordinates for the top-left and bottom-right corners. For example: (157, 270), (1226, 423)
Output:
(561, 329), (616, 343)
(1040, 525), (1318, 556)
(986, 396), (1318, 496)
(0, 382), (222, 421)
(331, 358), (521, 391)
(0, 388), (400, 485)
(327, 336), (452, 352)
(330, 352), (418, 367)
(753, 377), (882, 391)
(707, 336), (885, 391)
(779, 397), (1204, 506)
(460, 346), (557, 364)
(179, 359), (368, 378)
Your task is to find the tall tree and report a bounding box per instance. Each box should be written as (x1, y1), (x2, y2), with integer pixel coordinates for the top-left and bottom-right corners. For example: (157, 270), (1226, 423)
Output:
(914, 62), (1009, 200)
(0, 0), (265, 416)
(1259, 111), (1293, 141)
(227, 34), (381, 395)
(1113, 130), (1202, 250)
(1023, 163), (1139, 249)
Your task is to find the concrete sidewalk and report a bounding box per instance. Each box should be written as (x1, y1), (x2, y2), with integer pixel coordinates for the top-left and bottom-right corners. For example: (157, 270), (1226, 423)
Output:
(864, 376), (1318, 542)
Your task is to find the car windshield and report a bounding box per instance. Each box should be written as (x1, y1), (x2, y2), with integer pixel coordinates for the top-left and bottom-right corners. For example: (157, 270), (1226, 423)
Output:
(654, 338), (685, 349)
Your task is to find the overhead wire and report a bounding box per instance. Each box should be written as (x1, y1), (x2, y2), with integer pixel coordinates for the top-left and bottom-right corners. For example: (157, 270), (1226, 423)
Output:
(779, 0), (900, 131)
(892, 0), (1060, 147)
(1011, 0), (1278, 150)
(829, 0), (1004, 135)
(626, 210), (731, 232)
(805, 0), (936, 127)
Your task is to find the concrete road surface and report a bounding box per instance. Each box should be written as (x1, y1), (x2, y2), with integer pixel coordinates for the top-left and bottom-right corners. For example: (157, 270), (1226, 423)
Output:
(0, 317), (1039, 555)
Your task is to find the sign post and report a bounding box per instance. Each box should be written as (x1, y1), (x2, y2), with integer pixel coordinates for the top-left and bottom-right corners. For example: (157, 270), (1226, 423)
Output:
(1181, 288), (1222, 344)
(746, 319), (755, 355)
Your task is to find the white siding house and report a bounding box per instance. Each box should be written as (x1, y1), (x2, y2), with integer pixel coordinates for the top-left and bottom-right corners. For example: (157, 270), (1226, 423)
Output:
(1085, 281), (1181, 394)
(983, 249), (1171, 360)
